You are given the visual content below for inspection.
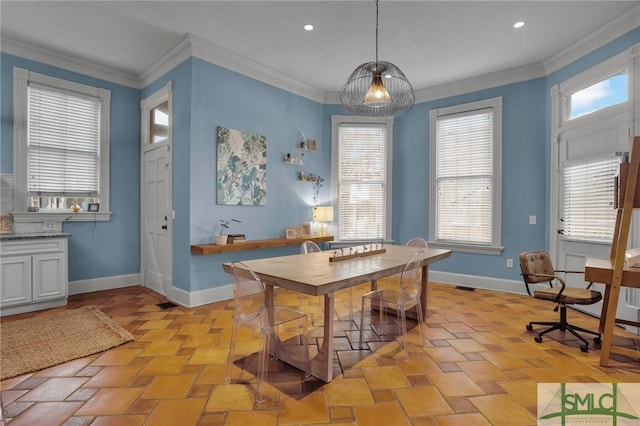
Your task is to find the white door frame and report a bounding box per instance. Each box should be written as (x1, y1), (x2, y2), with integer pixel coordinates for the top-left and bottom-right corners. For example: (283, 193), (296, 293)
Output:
(550, 43), (640, 330)
(140, 81), (173, 297)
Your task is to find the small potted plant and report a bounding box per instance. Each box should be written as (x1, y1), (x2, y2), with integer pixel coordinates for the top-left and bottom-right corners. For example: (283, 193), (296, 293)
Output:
(215, 218), (241, 245)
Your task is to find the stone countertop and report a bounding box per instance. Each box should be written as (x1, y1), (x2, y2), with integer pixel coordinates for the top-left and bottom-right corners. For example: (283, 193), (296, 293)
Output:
(0, 232), (71, 241)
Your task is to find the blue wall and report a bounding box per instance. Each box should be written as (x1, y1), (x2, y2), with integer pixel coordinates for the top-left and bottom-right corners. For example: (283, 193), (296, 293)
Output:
(142, 58), (326, 292)
(0, 53), (141, 281)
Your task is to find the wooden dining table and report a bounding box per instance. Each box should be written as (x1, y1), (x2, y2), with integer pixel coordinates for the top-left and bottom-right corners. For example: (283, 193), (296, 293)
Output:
(222, 244), (451, 382)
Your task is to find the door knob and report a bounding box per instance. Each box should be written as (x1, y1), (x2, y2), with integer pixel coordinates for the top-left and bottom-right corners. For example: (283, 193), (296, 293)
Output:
(161, 225), (167, 230)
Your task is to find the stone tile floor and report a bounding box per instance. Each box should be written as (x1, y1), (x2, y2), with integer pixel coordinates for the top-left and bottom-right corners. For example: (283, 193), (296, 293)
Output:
(1, 282), (639, 425)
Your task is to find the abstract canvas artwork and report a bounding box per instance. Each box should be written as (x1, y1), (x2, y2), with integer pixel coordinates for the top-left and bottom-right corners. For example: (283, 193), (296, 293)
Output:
(216, 126), (267, 205)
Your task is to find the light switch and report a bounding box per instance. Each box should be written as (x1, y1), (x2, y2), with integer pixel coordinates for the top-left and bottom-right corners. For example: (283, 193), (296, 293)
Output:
(529, 215), (536, 225)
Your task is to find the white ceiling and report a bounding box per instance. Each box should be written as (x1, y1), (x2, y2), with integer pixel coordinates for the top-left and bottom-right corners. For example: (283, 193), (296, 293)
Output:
(2, 1), (639, 96)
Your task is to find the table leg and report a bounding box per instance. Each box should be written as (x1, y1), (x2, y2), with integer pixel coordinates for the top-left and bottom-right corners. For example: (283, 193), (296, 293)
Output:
(419, 265), (429, 322)
(309, 292), (335, 382)
(599, 285), (611, 333)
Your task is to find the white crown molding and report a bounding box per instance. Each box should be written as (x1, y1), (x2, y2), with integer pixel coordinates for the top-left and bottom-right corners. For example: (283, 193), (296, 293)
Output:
(1, 36), (140, 89)
(139, 34), (193, 88)
(185, 33), (326, 103)
(543, 4), (640, 75)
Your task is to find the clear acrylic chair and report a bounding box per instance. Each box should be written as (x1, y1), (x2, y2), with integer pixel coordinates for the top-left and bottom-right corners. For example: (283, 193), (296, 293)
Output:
(381, 237), (428, 290)
(226, 261), (310, 406)
(359, 250), (427, 362)
(299, 241), (322, 314)
(302, 241), (354, 322)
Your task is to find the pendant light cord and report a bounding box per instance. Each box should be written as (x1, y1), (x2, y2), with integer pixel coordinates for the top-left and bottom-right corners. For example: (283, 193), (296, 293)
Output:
(375, 0), (379, 66)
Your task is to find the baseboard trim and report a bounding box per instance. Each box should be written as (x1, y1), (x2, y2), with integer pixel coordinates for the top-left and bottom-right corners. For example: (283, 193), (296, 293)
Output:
(69, 271), (524, 307)
(429, 270), (526, 296)
(68, 273), (141, 295)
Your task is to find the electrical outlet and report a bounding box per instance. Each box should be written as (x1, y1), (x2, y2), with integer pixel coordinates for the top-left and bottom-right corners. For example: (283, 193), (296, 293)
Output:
(529, 215), (537, 225)
(43, 221), (55, 231)
(506, 258), (514, 268)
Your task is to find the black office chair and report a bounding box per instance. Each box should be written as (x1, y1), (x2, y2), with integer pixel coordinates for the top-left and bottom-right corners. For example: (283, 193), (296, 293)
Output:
(519, 251), (602, 352)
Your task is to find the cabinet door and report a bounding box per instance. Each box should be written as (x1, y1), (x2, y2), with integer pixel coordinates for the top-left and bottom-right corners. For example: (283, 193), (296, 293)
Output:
(0, 255), (32, 306)
(32, 252), (67, 301)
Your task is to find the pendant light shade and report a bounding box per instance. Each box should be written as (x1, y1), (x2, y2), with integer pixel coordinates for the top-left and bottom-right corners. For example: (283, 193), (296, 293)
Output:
(340, 0), (415, 117)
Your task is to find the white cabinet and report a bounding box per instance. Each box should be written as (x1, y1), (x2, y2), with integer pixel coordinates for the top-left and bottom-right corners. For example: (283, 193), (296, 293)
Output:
(0, 237), (68, 316)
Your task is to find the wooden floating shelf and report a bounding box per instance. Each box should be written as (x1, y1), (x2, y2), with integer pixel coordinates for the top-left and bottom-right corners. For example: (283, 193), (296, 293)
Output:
(191, 235), (334, 255)
(329, 247), (386, 262)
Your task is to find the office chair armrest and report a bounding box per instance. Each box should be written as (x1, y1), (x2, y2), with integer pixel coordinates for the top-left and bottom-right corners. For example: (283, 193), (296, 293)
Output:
(551, 275), (567, 302)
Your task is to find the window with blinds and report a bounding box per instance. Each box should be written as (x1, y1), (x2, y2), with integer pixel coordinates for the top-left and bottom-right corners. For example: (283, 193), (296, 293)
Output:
(13, 67), (110, 216)
(28, 83), (101, 199)
(561, 155), (620, 241)
(333, 118), (391, 241)
(435, 109), (493, 244)
(429, 97), (502, 253)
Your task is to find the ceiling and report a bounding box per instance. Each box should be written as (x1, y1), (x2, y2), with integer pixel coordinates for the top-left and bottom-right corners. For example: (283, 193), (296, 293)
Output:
(1, 1), (638, 97)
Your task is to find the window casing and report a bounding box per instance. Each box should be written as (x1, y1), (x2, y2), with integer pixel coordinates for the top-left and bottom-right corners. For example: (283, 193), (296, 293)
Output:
(331, 116), (393, 242)
(13, 67), (111, 221)
(429, 97), (503, 254)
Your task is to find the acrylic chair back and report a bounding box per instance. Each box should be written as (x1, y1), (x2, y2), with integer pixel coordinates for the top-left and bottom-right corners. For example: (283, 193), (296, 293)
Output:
(399, 250), (425, 303)
(230, 261), (266, 324)
(405, 237), (428, 248)
(301, 240), (321, 254)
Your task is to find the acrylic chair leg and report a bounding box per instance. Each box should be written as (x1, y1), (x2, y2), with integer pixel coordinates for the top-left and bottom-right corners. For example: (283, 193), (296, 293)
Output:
(301, 316), (310, 377)
(226, 321), (239, 383)
(415, 302), (426, 349)
(359, 297), (367, 349)
(255, 333), (270, 404)
(399, 307), (409, 362)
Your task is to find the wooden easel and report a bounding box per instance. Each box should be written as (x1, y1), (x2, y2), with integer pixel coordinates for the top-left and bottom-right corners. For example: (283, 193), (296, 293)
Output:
(599, 135), (640, 365)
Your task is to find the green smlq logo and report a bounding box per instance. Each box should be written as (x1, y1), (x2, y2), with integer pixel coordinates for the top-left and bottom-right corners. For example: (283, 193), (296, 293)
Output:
(540, 383), (639, 425)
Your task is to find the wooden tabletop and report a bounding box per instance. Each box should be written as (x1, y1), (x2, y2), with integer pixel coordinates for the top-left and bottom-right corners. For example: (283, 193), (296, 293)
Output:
(222, 245), (451, 296)
(584, 257), (640, 288)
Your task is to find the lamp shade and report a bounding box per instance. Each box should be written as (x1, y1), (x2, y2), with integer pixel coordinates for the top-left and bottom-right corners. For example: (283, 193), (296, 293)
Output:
(340, 61), (414, 116)
(312, 206), (334, 222)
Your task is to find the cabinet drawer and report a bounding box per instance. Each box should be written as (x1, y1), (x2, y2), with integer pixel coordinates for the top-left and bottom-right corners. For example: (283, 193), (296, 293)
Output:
(1, 238), (66, 256)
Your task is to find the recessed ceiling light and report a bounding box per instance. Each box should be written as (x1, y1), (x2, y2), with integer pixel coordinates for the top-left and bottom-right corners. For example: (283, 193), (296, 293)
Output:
(513, 21), (525, 29)
(303, 24), (314, 31)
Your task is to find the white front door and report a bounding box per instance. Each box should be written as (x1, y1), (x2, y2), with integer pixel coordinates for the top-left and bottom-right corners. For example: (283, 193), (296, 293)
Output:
(141, 83), (173, 297)
(551, 47), (639, 329)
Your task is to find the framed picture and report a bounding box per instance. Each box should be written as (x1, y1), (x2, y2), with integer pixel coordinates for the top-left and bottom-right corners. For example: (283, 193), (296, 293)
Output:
(299, 222), (312, 237)
(285, 227), (298, 239)
(88, 203), (100, 212)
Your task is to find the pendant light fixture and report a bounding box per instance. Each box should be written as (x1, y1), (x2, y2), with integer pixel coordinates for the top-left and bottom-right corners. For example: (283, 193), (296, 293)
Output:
(340, 0), (415, 117)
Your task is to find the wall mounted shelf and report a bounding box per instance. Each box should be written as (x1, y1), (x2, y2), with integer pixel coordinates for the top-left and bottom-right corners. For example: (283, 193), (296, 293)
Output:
(191, 235), (333, 255)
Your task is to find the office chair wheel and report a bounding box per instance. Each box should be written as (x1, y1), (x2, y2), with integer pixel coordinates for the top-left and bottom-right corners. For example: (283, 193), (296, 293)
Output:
(526, 324), (533, 332)
(594, 337), (602, 346)
(534, 336), (542, 343)
(580, 344), (589, 353)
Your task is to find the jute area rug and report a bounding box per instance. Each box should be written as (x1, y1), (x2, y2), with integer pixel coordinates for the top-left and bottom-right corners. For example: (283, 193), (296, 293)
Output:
(1, 307), (134, 380)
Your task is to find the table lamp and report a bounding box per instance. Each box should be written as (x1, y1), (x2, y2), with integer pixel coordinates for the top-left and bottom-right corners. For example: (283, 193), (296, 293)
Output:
(312, 206), (334, 236)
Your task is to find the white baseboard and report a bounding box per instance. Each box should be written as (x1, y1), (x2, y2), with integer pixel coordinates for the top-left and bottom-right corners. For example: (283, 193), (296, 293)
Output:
(169, 283), (233, 308)
(69, 271), (523, 307)
(68, 273), (141, 295)
(429, 270), (526, 296)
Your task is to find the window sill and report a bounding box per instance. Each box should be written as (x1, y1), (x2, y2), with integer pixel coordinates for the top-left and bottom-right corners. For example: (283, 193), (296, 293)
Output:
(11, 211), (112, 222)
(427, 241), (503, 255)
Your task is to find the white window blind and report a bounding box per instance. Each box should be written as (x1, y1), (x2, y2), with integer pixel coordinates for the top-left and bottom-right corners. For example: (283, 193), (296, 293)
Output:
(435, 109), (493, 244)
(28, 83), (100, 197)
(338, 124), (386, 240)
(561, 156), (619, 241)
